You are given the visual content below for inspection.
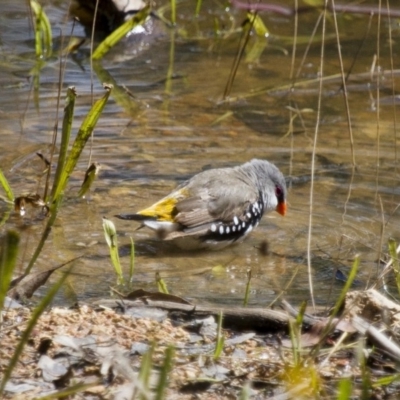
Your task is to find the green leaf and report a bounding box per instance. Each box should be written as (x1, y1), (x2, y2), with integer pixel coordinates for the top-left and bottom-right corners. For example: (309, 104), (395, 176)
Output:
(92, 6), (151, 60)
(129, 237), (135, 283)
(373, 373), (400, 387)
(0, 231), (19, 312)
(388, 238), (400, 295)
(156, 272), (169, 294)
(170, 0), (176, 25)
(0, 168), (14, 202)
(247, 12), (269, 37)
(137, 343), (154, 400)
(102, 218), (123, 284)
(51, 87), (76, 200)
(214, 311), (224, 360)
(154, 346), (174, 400)
(92, 62), (140, 117)
(243, 268), (252, 307)
(195, 0), (202, 17)
(30, 0), (53, 58)
(78, 163), (101, 198)
(52, 85), (111, 202)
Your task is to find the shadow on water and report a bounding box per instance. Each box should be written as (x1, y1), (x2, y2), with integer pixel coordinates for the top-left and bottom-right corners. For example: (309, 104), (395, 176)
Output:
(1, 0), (400, 306)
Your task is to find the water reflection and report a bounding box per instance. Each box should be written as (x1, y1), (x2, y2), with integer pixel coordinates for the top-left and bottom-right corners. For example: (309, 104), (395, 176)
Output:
(0, 0), (399, 306)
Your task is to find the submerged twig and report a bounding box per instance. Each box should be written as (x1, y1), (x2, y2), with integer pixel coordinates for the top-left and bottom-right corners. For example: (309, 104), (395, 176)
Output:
(223, 11), (257, 99)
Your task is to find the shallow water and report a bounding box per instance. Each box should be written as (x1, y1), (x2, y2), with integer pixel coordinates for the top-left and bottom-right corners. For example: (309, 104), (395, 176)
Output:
(1, 0), (400, 307)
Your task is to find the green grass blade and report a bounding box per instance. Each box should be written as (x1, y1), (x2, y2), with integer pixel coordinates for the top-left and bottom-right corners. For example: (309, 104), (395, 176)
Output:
(195, 0), (202, 17)
(170, 0), (176, 25)
(0, 231), (19, 313)
(388, 238), (400, 295)
(52, 85), (111, 202)
(92, 62), (141, 117)
(330, 255), (360, 318)
(243, 268), (252, 307)
(24, 195), (63, 276)
(156, 272), (169, 294)
(0, 168), (14, 202)
(372, 373), (400, 387)
(33, 382), (99, 399)
(138, 343), (155, 400)
(154, 346), (174, 400)
(214, 311), (224, 360)
(102, 218), (123, 284)
(129, 237), (135, 283)
(165, 29), (176, 95)
(50, 87), (76, 201)
(289, 301), (306, 366)
(30, 0), (52, 58)
(337, 377), (352, 400)
(0, 268), (71, 396)
(92, 6), (151, 60)
(31, 0), (43, 57)
(310, 256), (360, 358)
(39, 4), (53, 57)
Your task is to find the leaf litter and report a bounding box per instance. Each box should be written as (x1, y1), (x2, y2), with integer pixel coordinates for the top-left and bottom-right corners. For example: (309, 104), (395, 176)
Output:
(2, 288), (400, 398)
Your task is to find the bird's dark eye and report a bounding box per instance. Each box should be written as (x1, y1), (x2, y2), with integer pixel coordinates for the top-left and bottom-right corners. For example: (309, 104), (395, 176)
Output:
(275, 185), (284, 201)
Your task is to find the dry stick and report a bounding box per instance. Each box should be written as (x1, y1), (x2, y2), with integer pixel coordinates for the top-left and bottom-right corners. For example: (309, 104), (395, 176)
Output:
(295, 13), (323, 81)
(289, 0), (298, 84)
(339, 15), (373, 226)
(331, 0), (358, 232)
(341, 13), (373, 89)
(375, 0), (382, 173)
(374, 4), (384, 288)
(331, 0), (355, 167)
(20, 1), (36, 136)
(385, 0), (398, 166)
(222, 9), (257, 99)
(268, 266), (299, 309)
(342, 169), (357, 225)
(307, 6), (328, 310)
(372, 195), (386, 290)
(287, 0), (298, 180)
(88, 0), (101, 166)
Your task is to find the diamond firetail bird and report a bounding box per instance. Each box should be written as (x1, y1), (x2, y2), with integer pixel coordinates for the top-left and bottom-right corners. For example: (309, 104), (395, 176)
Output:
(116, 159), (287, 250)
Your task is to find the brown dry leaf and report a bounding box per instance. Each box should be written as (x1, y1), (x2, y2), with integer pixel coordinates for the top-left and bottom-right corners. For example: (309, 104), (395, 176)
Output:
(123, 288), (192, 305)
(14, 194), (48, 216)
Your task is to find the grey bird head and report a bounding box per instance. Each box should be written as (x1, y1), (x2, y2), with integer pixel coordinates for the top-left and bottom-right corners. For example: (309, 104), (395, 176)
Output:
(239, 159), (287, 216)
